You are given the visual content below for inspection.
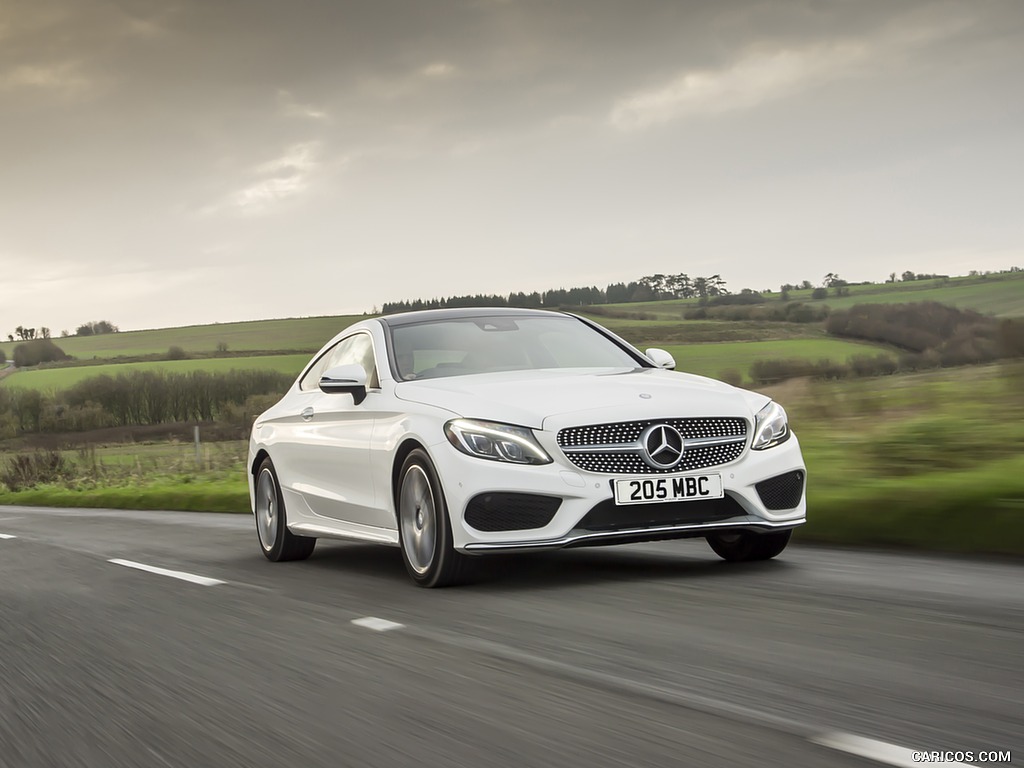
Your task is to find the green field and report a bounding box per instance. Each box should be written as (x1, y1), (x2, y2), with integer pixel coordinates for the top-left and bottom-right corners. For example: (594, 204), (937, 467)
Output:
(0, 314), (365, 360)
(579, 317), (828, 344)
(801, 276), (1024, 316)
(0, 354), (309, 392)
(662, 338), (892, 384)
(604, 272), (1024, 319)
(4, 271), (1019, 366)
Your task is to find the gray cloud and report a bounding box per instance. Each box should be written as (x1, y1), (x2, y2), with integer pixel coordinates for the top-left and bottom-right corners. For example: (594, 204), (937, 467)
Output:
(1, 0), (1023, 332)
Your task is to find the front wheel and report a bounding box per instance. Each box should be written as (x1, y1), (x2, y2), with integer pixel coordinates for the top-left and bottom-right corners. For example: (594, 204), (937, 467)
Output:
(254, 457), (316, 562)
(397, 449), (469, 587)
(707, 530), (792, 562)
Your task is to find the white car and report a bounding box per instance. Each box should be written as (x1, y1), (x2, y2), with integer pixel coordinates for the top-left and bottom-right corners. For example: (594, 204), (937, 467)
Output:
(248, 308), (806, 587)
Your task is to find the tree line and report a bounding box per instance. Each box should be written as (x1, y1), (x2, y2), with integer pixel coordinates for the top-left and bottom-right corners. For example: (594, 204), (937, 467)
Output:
(6, 320), (118, 343)
(380, 273), (734, 313)
(0, 369), (292, 438)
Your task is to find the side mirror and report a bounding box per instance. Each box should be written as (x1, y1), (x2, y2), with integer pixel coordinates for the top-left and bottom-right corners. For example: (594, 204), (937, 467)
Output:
(645, 348), (676, 370)
(319, 364), (368, 403)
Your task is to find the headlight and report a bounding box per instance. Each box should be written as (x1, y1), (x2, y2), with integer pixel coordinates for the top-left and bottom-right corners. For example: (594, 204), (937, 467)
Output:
(751, 401), (790, 450)
(444, 419), (552, 465)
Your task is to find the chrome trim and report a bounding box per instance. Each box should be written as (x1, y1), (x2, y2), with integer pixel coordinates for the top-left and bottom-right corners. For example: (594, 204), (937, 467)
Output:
(461, 517), (806, 553)
(561, 434), (747, 454)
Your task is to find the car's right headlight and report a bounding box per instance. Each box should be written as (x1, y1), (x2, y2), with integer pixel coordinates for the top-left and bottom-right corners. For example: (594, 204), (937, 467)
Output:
(444, 419), (552, 465)
(751, 401), (790, 450)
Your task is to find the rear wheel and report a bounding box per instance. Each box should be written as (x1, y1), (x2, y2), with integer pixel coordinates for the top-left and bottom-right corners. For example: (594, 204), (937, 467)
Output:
(707, 530), (791, 562)
(397, 449), (469, 587)
(254, 457), (316, 562)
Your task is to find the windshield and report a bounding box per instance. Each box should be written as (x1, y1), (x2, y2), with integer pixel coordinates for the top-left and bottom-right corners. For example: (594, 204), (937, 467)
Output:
(390, 316), (644, 381)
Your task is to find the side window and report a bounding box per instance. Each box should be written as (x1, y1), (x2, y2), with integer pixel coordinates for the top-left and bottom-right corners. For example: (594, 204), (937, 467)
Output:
(299, 333), (379, 392)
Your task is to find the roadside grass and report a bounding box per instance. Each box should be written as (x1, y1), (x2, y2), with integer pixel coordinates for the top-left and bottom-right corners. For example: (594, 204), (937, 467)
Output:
(662, 338), (894, 385)
(0, 476), (248, 514)
(0, 440), (251, 513)
(778, 363), (1024, 556)
(0, 355), (308, 391)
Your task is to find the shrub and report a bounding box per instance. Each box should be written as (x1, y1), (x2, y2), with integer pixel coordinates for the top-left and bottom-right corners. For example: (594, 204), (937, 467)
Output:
(749, 357), (851, 385)
(999, 319), (1024, 357)
(166, 345), (188, 360)
(811, 287), (828, 300)
(681, 302), (827, 323)
(0, 450), (70, 491)
(708, 291), (764, 306)
(826, 302), (987, 352)
(849, 354), (897, 378)
(216, 341), (229, 353)
(717, 369), (743, 387)
(12, 338), (68, 367)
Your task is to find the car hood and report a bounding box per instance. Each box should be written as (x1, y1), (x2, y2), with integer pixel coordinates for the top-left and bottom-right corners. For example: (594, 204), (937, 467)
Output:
(393, 368), (768, 430)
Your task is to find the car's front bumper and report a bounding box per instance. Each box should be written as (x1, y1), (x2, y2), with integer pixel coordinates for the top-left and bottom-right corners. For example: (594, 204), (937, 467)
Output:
(430, 431), (807, 553)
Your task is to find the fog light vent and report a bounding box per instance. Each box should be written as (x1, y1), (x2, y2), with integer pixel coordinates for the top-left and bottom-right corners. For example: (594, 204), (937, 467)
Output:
(755, 470), (805, 510)
(465, 493), (561, 532)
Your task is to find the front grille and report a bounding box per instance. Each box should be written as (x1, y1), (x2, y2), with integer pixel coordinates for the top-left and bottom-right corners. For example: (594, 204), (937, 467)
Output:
(755, 470), (805, 510)
(464, 492), (561, 532)
(557, 417), (747, 475)
(577, 494), (746, 532)
(559, 417), (746, 446)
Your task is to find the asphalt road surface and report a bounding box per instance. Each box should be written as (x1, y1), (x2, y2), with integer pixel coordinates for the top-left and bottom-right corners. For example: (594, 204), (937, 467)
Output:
(1, 506), (1020, 768)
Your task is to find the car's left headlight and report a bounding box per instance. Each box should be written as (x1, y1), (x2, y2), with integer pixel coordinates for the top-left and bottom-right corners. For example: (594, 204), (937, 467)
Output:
(751, 401), (790, 450)
(444, 419), (552, 465)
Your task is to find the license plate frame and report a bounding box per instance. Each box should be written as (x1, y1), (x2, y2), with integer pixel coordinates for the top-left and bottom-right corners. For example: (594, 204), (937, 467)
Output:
(613, 474), (724, 506)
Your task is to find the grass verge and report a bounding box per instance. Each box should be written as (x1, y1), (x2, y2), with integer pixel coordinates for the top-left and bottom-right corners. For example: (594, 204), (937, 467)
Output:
(798, 454), (1024, 556)
(0, 476), (249, 514)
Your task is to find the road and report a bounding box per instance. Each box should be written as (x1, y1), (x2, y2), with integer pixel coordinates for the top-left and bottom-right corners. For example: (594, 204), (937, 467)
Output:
(0, 506), (1020, 767)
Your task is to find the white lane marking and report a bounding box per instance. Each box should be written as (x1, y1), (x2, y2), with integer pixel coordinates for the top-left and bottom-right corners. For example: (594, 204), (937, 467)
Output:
(352, 617), (404, 632)
(0, 533), (16, 539)
(108, 559), (226, 587)
(811, 733), (970, 767)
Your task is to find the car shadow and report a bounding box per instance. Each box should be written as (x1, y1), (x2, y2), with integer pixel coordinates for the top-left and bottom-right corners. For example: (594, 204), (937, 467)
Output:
(293, 541), (797, 591)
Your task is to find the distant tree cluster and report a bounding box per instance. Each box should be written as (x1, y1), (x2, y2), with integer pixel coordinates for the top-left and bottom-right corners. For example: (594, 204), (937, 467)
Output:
(10, 326), (50, 341)
(75, 320), (118, 336)
(380, 273), (732, 314)
(12, 339), (68, 368)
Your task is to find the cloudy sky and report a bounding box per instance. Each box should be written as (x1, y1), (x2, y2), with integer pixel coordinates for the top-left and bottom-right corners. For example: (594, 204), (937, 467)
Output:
(2, 0), (1022, 333)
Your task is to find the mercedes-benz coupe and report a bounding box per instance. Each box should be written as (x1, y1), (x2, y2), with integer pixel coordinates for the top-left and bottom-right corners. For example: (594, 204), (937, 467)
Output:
(248, 308), (806, 587)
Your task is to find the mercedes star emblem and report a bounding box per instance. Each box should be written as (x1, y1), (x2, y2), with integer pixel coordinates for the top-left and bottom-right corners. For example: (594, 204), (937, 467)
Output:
(640, 424), (685, 469)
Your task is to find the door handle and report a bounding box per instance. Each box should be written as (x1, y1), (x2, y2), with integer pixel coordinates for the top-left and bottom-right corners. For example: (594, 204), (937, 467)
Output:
(301, 407), (314, 421)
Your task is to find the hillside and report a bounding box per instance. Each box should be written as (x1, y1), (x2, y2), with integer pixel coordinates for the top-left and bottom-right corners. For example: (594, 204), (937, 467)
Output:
(2, 269), (1019, 392)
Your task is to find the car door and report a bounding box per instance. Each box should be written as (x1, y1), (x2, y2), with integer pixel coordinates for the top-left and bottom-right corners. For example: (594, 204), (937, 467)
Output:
(285, 331), (385, 528)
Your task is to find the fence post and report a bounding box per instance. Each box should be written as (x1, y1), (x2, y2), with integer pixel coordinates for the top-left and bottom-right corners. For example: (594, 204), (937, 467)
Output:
(194, 425), (201, 468)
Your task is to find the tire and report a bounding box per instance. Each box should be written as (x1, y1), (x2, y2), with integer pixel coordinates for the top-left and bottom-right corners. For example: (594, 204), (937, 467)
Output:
(254, 457), (316, 562)
(707, 530), (792, 562)
(397, 448), (469, 588)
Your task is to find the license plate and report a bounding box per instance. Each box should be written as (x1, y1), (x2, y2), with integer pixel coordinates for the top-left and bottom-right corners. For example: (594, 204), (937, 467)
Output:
(613, 474), (724, 505)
